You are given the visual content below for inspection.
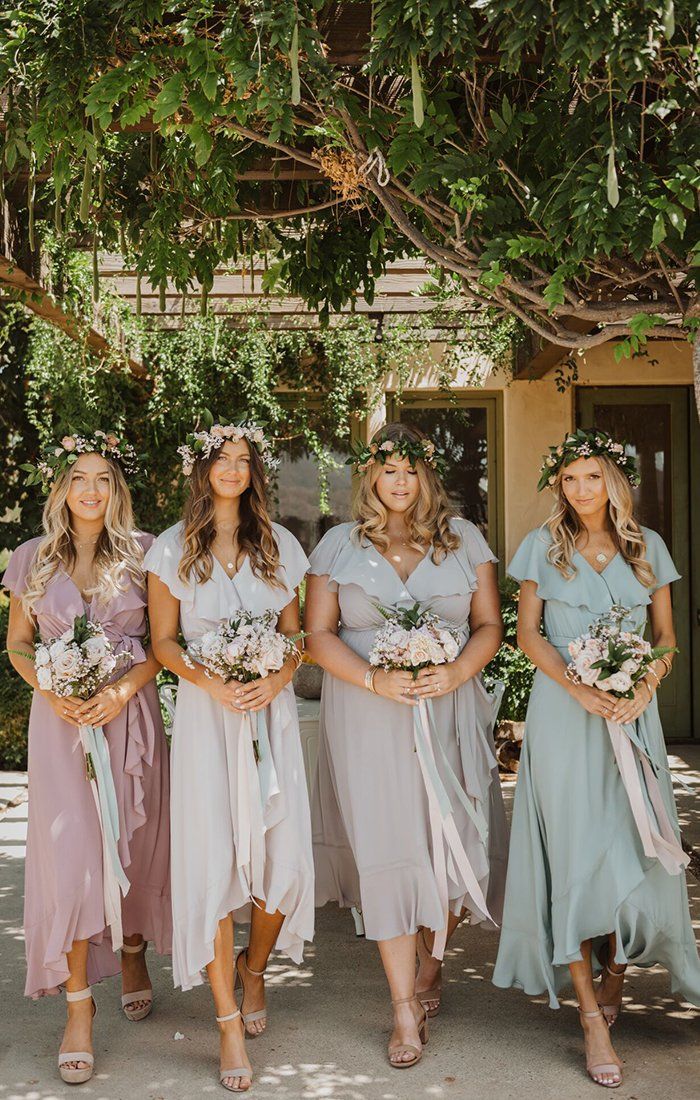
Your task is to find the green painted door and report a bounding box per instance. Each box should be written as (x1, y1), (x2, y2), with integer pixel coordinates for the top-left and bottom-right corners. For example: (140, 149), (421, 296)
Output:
(576, 386), (697, 741)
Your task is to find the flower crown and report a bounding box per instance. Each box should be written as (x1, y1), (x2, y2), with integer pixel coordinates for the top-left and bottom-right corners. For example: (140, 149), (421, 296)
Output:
(22, 430), (140, 492)
(537, 428), (640, 492)
(177, 420), (279, 476)
(346, 433), (448, 478)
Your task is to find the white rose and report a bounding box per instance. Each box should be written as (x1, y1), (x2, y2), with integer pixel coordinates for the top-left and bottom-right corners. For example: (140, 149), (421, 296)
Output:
(83, 636), (108, 666)
(37, 666), (52, 690)
(99, 655), (116, 677)
(407, 633), (434, 666)
(576, 656), (601, 686)
(35, 646), (50, 667)
(224, 639), (247, 664)
(53, 648), (82, 678)
(605, 671), (633, 693)
(49, 639), (68, 661)
(620, 658), (638, 675)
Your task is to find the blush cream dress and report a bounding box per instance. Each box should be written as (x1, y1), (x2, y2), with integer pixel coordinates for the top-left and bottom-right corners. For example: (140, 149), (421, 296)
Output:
(144, 522), (314, 990)
(308, 517), (508, 943)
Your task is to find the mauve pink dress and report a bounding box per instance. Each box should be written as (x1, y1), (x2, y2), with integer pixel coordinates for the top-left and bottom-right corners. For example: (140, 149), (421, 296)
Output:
(3, 533), (172, 997)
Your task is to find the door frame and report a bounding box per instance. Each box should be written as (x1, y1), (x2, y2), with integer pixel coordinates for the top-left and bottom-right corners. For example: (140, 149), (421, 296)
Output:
(576, 385), (698, 741)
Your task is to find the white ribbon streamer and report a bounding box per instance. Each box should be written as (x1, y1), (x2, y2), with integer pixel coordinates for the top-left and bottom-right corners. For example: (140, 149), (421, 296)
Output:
(605, 718), (688, 876)
(412, 699), (493, 960)
(78, 723), (131, 950)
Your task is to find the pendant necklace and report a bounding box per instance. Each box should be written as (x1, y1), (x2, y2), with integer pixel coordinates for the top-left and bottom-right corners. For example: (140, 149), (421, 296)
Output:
(595, 552), (608, 564)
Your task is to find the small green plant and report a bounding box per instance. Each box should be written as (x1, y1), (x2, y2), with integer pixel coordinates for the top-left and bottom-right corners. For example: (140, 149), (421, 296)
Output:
(485, 576), (535, 723)
(0, 599), (32, 770)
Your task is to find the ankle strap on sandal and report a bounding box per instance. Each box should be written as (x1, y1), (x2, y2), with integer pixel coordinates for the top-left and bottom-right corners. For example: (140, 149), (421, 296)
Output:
(392, 995), (419, 1008)
(216, 1010), (241, 1024)
(122, 941), (147, 954)
(605, 963), (626, 977)
(579, 1008), (605, 1019)
(65, 987), (92, 1003)
(239, 949), (266, 977)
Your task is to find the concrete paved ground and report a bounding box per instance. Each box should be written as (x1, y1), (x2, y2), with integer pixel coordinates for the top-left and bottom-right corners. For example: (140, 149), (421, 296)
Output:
(1, 753), (699, 1100)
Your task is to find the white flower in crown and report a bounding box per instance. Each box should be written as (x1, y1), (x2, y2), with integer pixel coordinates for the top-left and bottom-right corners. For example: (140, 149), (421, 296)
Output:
(180, 420), (277, 475)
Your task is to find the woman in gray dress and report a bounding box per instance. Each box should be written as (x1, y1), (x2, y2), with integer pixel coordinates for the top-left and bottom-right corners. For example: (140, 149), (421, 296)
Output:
(306, 423), (507, 1069)
(493, 429), (700, 1089)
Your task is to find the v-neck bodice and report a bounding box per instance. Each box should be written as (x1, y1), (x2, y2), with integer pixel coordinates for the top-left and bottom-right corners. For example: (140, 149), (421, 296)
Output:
(2, 533), (156, 663)
(308, 518), (498, 649)
(509, 526), (680, 653)
(144, 521), (309, 643)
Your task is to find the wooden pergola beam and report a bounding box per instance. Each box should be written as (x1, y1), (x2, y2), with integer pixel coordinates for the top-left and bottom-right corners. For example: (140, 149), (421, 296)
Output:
(0, 254), (144, 376)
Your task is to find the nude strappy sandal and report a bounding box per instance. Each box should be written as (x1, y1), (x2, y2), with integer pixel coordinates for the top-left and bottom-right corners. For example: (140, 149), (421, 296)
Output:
(387, 995), (429, 1069)
(596, 961), (626, 1027)
(216, 1009), (253, 1092)
(121, 941), (153, 1021)
(234, 949), (267, 1036)
(416, 929), (442, 1018)
(579, 1008), (623, 1089)
(58, 986), (96, 1085)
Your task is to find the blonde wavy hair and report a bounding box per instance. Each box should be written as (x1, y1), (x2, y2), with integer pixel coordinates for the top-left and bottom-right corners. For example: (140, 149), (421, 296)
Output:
(177, 439), (284, 588)
(353, 423), (460, 562)
(23, 457), (145, 614)
(546, 453), (656, 587)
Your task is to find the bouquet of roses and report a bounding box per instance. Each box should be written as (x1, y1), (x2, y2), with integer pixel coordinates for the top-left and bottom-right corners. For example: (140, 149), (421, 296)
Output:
(565, 606), (686, 877)
(11, 614), (132, 944)
(369, 601), (461, 677)
(186, 609), (300, 761)
(565, 606), (676, 698)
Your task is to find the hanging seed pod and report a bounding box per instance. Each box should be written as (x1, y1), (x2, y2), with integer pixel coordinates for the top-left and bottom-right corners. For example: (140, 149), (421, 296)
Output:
(150, 131), (158, 173)
(79, 156), (92, 223)
(663, 0), (675, 40)
(180, 290), (187, 320)
(27, 157), (36, 252)
(200, 283), (208, 316)
(92, 229), (100, 303)
(136, 272), (142, 317)
(98, 163), (105, 202)
(250, 240), (255, 291)
(410, 52), (424, 128)
(54, 192), (62, 232)
(118, 222), (127, 257)
(606, 146), (620, 208)
(159, 281), (166, 313)
(290, 21), (301, 106)
(305, 221), (312, 268)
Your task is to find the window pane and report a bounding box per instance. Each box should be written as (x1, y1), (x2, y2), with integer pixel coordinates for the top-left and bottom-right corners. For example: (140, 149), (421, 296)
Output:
(586, 403), (672, 548)
(271, 441), (353, 555)
(396, 406), (490, 537)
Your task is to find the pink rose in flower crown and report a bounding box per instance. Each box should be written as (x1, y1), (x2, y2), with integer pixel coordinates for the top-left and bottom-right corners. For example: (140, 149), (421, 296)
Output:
(61, 436), (76, 451)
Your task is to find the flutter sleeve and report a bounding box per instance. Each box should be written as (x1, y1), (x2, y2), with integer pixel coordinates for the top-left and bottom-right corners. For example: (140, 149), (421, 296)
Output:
(507, 528), (550, 587)
(307, 523), (354, 593)
(142, 524), (192, 602)
(642, 528), (681, 591)
(2, 538), (41, 598)
(272, 523), (310, 593)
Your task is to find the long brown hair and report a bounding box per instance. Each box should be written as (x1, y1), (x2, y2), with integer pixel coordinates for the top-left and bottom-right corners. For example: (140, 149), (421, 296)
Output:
(354, 423), (460, 563)
(178, 439), (284, 588)
(546, 453), (656, 586)
(23, 456), (145, 613)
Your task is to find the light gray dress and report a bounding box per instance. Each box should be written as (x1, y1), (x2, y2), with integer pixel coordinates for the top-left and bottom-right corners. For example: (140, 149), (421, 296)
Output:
(492, 525), (700, 1008)
(308, 517), (508, 942)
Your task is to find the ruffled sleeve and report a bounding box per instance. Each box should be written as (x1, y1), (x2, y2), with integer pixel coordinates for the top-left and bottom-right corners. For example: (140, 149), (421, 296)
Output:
(508, 527), (550, 587)
(272, 523), (309, 592)
(642, 527), (681, 591)
(307, 523), (356, 592)
(2, 537), (42, 598)
(453, 518), (498, 568)
(142, 523), (192, 602)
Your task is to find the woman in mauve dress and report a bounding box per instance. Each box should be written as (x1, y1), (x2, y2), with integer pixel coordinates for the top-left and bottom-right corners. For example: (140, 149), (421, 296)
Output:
(493, 429), (700, 1089)
(305, 423), (507, 1070)
(147, 420), (313, 1094)
(4, 432), (171, 1086)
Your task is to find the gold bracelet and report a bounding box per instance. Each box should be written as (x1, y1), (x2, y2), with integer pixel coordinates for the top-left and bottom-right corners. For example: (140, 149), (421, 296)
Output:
(660, 654), (674, 678)
(365, 667), (378, 694)
(642, 677), (655, 702)
(291, 648), (303, 671)
(646, 665), (661, 688)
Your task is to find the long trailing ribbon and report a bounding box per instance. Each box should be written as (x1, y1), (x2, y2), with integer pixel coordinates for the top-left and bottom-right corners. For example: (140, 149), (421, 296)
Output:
(412, 699), (493, 960)
(226, 706), (281, 904)
(605, 718), (689, 876)
(78, 723), (131, 950)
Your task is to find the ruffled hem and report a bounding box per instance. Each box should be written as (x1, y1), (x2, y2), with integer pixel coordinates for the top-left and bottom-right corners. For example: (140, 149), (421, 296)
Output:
(173, 857), (313, 990)
(118, 684), (159, 858)
(25, 873), (119, 998)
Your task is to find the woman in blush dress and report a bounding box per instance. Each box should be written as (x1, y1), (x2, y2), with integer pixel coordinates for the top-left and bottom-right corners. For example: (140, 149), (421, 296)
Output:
(4, 431), (171, 1086)
(305, 423), (507, 1069)
(146, 420), (313, 1093)
(493, 429), (700, 1089)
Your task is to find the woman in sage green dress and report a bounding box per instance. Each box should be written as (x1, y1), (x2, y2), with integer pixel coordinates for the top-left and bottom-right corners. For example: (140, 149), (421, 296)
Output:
(493, 429), (700, 1090)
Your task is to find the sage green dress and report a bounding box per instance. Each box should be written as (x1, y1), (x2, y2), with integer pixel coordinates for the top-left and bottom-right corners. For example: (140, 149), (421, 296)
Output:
(492, 525), (700, 1008)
